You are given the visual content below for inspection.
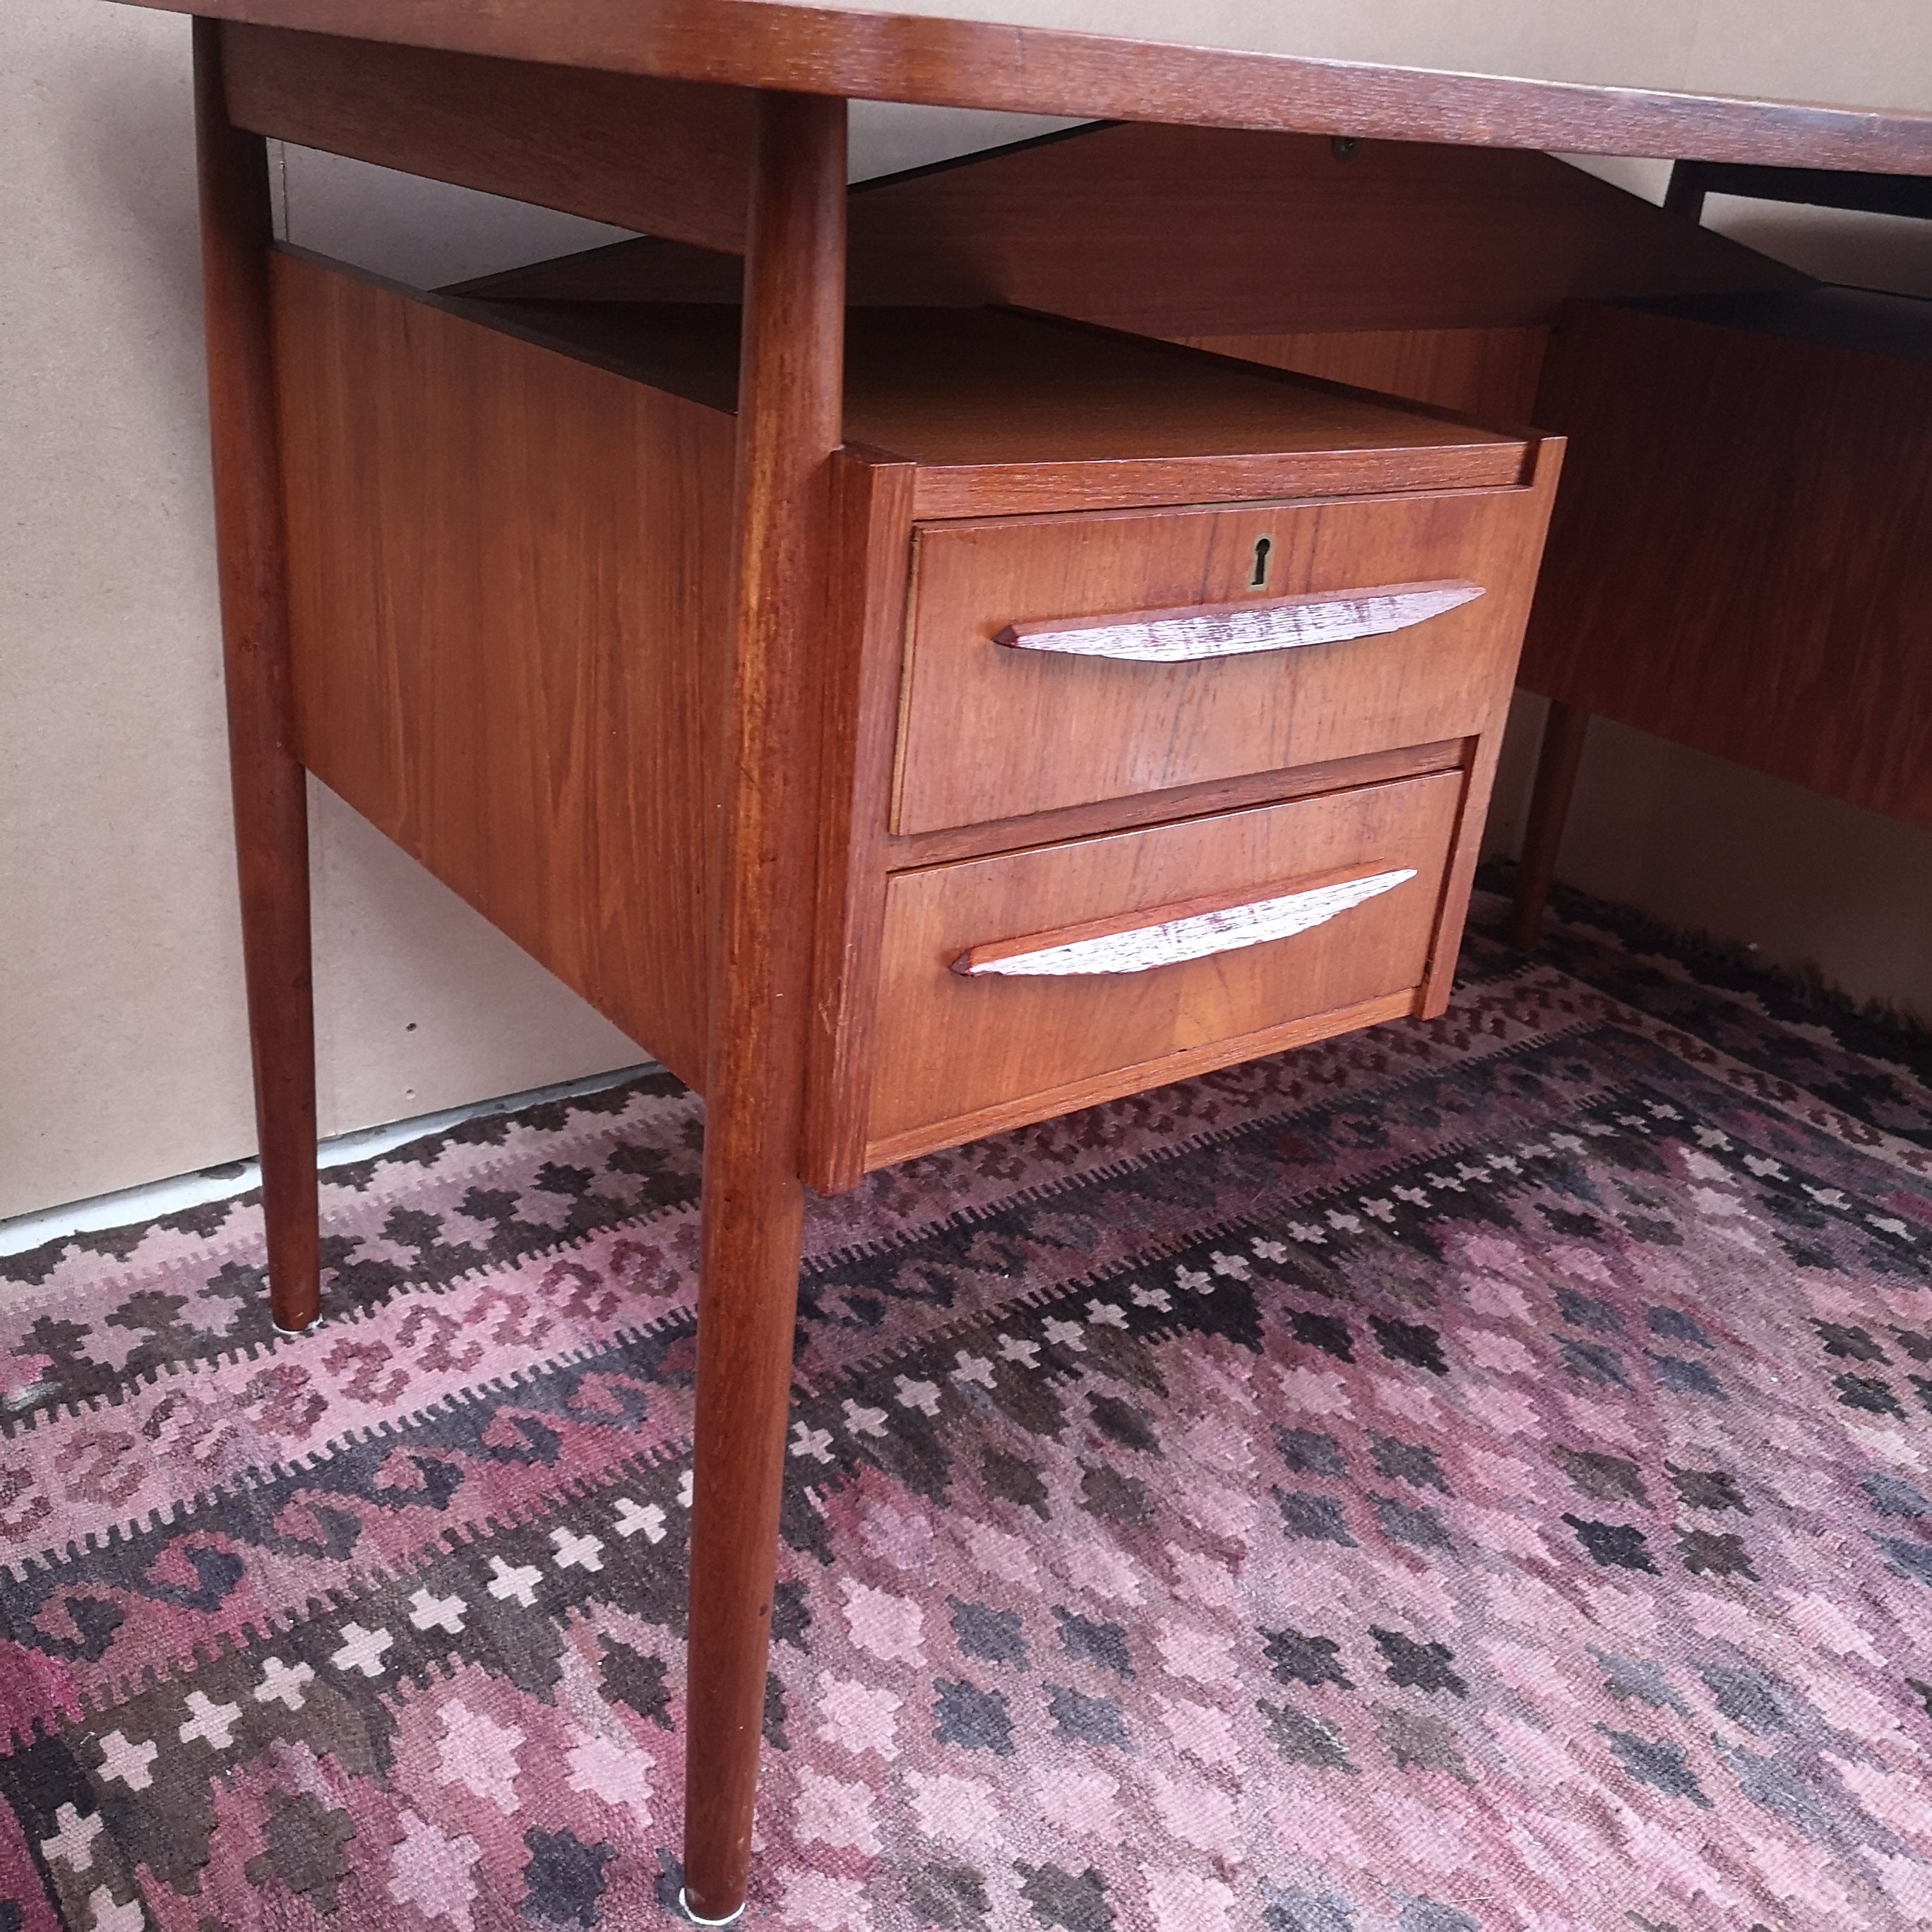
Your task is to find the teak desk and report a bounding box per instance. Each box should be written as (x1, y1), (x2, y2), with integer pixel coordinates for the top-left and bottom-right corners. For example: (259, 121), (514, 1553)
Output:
(109, 4), (1932, 1917)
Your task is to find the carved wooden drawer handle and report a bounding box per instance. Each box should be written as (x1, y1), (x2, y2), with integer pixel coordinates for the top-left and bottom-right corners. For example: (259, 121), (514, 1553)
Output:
(953, 868), (1417, 978)
(994, 580), (1482, 663)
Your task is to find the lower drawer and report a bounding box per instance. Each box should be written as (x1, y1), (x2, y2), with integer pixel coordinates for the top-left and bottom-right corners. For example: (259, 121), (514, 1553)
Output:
(865, 770), (1461, 1163)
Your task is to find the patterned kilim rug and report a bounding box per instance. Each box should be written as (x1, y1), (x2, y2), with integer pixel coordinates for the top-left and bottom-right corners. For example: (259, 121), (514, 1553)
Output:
(4, 882), (1932, 1932)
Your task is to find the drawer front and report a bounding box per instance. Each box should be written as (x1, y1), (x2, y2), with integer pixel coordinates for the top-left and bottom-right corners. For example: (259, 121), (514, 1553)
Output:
(866, 771), (1460, 1159)
(894, 487), (1546, 835)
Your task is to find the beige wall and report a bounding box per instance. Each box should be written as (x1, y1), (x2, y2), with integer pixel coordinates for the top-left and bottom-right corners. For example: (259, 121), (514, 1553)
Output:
(0, 0), (1078, 1221)
(0, 1), (651, 1223)
(4, 0), (1930, 1224)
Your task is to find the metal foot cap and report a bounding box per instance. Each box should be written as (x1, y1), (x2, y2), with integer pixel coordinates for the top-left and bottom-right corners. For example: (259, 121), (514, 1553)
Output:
(679, 1887), (745, 1926)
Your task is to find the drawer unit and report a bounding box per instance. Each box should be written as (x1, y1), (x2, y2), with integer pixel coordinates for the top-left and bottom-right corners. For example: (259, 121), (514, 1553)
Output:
(895, 485), (1554, 834)
(866, 772), (1462, 1164)
(270, 253), (1561, 1195)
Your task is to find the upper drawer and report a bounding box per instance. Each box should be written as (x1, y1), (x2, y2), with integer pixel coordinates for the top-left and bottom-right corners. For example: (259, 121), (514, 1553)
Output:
(893, 484), (1551, 835)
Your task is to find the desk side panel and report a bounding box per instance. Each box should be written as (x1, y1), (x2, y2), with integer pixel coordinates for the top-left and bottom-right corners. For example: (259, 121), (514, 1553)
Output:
(270, 251), (732, 1085)
(1521, 301), (1932, 828)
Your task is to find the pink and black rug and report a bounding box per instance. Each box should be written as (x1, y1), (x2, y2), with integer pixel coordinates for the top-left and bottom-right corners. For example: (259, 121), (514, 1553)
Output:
(4, 883), (1931, 1932)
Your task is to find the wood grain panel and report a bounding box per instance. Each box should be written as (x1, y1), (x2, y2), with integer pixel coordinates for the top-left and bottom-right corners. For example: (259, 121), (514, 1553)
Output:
(1522, 298), (1932, 828)
(866, 774), (1461, 1162)
(840, 311), (1527, 467)
(844, 128), (1808, 335)
(1182, 327), (1551, 427)
(223, 23), (754, 251)
(847, 307), (1533, 513)
(119, 0), (1932, 174)
(903, 450), (1527, 520)
(270, 251), (735, 1084)
(462, 126), (1805, 336)
(865, 991), (1420, 1172)
(430, 297), (1532, 513)
(895, 464), (1561, 835)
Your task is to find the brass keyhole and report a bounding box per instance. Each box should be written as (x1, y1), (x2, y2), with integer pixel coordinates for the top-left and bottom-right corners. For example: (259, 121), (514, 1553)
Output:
(1249, 535), (1272, 590)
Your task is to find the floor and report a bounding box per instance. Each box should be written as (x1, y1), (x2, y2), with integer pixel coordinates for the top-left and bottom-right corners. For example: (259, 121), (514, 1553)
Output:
(2, 881), (1929, 1931)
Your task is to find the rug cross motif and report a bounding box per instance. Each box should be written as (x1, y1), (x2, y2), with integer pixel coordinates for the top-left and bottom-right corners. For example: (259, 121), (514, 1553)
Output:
(2, 886), (1930, 1931)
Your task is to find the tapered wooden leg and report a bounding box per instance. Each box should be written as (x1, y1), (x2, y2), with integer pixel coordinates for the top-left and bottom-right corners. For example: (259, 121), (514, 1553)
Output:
(193, 23), (321, 1335)
(681, 91), (847, 1924)
(1509, 699), (1591, 951)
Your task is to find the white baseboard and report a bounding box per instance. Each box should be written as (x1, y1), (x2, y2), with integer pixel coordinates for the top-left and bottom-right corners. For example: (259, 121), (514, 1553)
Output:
(0, 1063), (654, 1260)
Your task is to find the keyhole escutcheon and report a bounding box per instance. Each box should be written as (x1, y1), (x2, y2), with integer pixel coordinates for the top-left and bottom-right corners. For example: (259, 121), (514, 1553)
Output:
(1249, 535), (1272, 590)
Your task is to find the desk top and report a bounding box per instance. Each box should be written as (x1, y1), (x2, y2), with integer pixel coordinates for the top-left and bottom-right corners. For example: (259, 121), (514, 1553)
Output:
(114, 0), (1932, 173)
